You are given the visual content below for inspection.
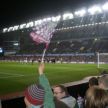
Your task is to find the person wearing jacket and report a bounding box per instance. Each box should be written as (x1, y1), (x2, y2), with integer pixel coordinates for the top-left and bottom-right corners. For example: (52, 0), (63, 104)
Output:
(53, 85), (78, 108)
(24, 63), (69, 108)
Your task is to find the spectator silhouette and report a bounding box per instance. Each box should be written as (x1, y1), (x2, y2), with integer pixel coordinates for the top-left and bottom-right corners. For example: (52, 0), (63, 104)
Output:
(85, 86), (108, 108)
(98, 74), (108, 90)
(88, 77), (98, 88)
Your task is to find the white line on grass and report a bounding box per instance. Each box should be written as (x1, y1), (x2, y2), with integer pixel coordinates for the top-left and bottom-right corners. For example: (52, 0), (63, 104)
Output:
(0, 73), (35, 79)
(0, 72), (25, 79)
(0, 72), (24, 76)
(0, 75), (24, 79)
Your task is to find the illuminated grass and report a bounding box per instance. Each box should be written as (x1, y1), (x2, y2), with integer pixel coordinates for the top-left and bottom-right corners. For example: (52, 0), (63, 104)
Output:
(0, 62), (100, 95)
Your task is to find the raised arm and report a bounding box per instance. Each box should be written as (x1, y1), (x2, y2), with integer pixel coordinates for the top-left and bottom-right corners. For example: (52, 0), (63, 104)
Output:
(38, 63), (45, 75)
(38, 63), (55, 108)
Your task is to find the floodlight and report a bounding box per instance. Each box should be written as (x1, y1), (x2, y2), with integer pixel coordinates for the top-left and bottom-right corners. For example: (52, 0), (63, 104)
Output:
(0, 48), (3, 53)
(42, 18), (47, 22)
(94, 38), (97, 41)
(75, 9), (86, 17)
(13, 43), (19, 46)
(20, 24), (26, 29)
(43, 17), (52, 22)
(52, 15), (61, 22)
(46, 17), (52, 21)
(98, 22), (102, 24)
(13, 25), (19, 31)
(26, 22), (34, 28)
(3, 28), (8, 33)
(34, 20), (42, 26)
(102, 2), (108, 10)
(84, 25), (87, 27)
(34, 20), (38, 26)
(8, 27), (13, 32)
(88, 6), (102, 15)
(37, 20), (43, 24)
(63, 13), (73, 20)
(56, 15), (61, 21)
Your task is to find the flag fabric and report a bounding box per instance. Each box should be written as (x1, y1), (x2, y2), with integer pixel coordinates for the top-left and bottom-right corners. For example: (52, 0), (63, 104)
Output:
(30, 21), (57, 48)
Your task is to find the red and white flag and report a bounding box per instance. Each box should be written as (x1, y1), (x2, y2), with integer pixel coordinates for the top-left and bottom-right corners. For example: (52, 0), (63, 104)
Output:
(30, 21), (57, 48)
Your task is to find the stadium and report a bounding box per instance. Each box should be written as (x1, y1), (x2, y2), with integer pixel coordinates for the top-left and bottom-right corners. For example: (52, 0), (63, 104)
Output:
(0, 1), (108, 108)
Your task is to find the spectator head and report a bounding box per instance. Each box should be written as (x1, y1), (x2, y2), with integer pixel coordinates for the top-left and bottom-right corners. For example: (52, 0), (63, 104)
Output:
(98, 75), (108, 90)
(89, 77), (98, 87)
(24, 84), (45, 108)
(53, 85), (69, 100)
(85, 86), (108, 108)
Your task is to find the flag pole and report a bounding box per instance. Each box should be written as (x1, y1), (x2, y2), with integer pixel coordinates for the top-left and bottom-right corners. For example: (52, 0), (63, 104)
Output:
(41, 43), (49, 63)
(41, 48), (47, 63)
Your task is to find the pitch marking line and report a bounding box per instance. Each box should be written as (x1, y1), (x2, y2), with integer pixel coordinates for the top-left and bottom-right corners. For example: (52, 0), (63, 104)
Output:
(0, 72), (24, 79)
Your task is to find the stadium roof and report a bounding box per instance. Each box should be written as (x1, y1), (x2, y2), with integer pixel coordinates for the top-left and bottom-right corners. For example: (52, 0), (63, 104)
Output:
(0, 0), (104, 30)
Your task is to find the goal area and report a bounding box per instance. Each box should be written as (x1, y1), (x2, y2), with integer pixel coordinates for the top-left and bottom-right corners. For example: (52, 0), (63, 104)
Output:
(97, 53), (108, 70)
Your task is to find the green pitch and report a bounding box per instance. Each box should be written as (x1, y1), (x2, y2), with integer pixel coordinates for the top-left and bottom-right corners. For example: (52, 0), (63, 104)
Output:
(0, 62), (101, 95)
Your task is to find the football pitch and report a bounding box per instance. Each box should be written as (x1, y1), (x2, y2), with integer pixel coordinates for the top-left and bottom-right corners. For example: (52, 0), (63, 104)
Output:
(0, 62), (107, 95)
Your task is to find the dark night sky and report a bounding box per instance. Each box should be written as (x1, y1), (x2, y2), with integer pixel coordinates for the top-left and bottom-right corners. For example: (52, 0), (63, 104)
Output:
(0, 0), (107, 29)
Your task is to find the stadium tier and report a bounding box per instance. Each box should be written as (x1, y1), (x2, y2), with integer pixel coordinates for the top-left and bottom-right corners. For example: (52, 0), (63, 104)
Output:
(0, 8), (108, 55)
(1, 2), (108, 108)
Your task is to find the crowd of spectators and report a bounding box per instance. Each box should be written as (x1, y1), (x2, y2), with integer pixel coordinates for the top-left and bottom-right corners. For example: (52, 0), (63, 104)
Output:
(0, 54), (96, 64)
(18, 38), (108, 54)
(24, 64), (108, 108)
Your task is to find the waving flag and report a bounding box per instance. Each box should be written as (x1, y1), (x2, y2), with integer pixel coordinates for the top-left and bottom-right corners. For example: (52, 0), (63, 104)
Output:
(30, 21), (57, 48)
(30, 20), (58, 63)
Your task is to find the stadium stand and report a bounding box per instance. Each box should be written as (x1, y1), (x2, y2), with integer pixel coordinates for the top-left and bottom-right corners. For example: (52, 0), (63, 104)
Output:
(0, 12), (108, 55)
(0, 1), (108, 108)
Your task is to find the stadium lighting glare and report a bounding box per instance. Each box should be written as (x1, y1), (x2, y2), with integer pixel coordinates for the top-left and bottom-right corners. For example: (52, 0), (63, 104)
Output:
(2, 3), (108, 33)
(84, 25), (87, 27)
(34, 21), (38, 26)
(63, 13), (73, 20)
(51, 15), (61, 22)
(42, 18), (47, 22)
(13, 25), (19, 31)
(94, 38), (97, 41)
(37, 20), (43, 24)
(26, 22), (34, 28)
(43, 17), (52, 22)
(51, 17), (55, 22)
(88, 6), (102, 15)
(98, 22), (102, 25)
(34, 20), (43, 26)
(95, 23), (98, 25)
(102, 22), (106, 24)
(34, 19), (43, 26)
(13, 43), (19, 46)
(75, 9), (86, 17)
(3, 28), (8, 33)
(102, 2), (108, 10)
(51, 17), (57, 22)
(46, 17), (52, 21)
(0, 48), (3, 53)
(20, 24), (26, 29)
(8, 27), (13, 32)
